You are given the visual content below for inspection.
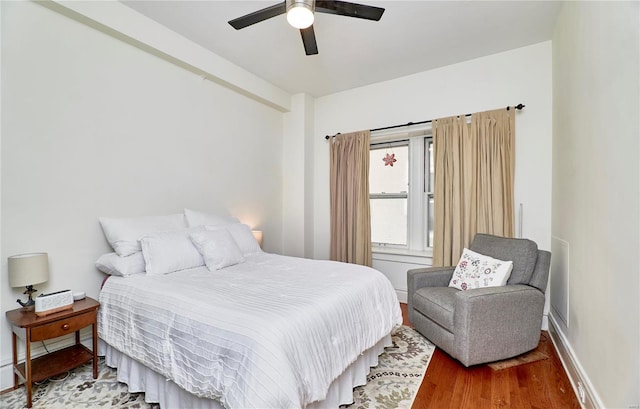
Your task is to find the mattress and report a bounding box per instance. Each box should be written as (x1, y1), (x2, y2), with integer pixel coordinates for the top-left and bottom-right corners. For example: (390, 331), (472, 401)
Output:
(98, 253), (402, 408)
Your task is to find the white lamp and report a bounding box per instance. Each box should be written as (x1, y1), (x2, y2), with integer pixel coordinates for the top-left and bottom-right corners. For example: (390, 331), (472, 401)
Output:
(286, 0), (314, 29)
(8, 253), (49, 308)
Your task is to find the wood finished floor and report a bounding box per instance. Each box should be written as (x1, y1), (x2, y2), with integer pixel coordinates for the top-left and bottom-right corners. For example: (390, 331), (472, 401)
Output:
(400, 303), (581, 409)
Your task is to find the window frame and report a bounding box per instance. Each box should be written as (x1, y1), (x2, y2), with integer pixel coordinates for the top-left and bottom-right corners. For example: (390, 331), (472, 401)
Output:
(369, 140), (410, 247)
(369, 126), (433, 255)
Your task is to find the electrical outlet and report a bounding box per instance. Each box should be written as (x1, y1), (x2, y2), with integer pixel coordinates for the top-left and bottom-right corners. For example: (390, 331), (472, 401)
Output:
(577, 381), (586, 404)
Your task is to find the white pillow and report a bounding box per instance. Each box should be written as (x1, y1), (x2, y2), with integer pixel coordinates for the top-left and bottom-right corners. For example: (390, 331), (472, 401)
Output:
(99, 214), (186, 256)
(190, 229), (245, 271)
(448, 248), (513, 291)
(184, 208), (238, 228)
(140, 228), (204, 275)
(205, 223), (262, 256)
(95, 252), (146, 277)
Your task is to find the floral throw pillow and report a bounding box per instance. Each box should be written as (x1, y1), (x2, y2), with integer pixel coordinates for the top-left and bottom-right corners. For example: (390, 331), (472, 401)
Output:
(448, 248), (514, 291)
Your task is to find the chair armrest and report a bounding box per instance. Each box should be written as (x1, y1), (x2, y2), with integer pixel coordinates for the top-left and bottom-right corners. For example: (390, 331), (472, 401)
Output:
(453, 285), (545, 365)
(407, 266), (455, 323)
(455, 285), (545, 321)
(455, 284), (542, 301)
(408, 266), (455, 289)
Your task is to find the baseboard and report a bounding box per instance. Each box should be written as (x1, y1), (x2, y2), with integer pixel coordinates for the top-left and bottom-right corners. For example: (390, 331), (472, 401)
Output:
(548, 313), (604, 409)
(396, 289), (407, 304)
(0, 329), (94, 391)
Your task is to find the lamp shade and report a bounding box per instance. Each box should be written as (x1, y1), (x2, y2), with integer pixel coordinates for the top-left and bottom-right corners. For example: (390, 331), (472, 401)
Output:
(8, 253), (49, 288)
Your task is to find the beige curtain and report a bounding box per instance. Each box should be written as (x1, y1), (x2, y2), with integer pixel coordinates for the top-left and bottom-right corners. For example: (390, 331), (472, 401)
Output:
(432, 108), (515, 266)
(329, 130), (372, 266)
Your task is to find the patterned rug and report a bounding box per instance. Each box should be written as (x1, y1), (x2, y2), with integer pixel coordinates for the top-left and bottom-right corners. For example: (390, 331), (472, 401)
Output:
(0, 359), (154, 409)
(346, 326), (435, 409)
(1, 326), (433, 409)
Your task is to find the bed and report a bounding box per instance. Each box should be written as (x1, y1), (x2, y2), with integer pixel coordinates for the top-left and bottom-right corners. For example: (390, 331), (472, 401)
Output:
(96, 211), (402, 408)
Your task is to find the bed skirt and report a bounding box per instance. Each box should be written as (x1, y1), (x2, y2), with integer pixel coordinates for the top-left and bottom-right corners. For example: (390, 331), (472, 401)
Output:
(99, 333), (392, 409)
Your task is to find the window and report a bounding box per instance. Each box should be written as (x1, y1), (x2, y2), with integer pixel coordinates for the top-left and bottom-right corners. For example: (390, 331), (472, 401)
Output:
(369, 141), (409, 246)
(425, 138), (434, 248)
(370, 131), (434, 252)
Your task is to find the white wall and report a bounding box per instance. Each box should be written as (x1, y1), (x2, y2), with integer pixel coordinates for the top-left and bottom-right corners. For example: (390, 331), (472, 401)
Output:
(312, 42), (553, 295)
(1, 1), (285, 388)
(551, 2), (639, 408)
(282, 93), (315, 257)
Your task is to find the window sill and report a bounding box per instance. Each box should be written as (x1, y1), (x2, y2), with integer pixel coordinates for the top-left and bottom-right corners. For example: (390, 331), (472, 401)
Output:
(372, 247), (432, 265)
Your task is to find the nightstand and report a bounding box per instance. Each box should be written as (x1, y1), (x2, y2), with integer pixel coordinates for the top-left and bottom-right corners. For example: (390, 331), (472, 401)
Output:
(6, 297), (100, 408)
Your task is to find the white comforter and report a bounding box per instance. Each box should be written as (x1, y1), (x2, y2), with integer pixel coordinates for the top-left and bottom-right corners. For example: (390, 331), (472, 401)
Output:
(98, 253), (402, 409)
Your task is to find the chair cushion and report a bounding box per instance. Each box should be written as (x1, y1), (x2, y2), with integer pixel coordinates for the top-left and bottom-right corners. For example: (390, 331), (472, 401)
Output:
(470, 234), (538, 285)
(412, 287), (459, 332)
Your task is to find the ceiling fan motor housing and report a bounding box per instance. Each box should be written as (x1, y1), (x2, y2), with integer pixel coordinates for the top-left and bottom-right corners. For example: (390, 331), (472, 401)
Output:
(286, 0), (315, 13)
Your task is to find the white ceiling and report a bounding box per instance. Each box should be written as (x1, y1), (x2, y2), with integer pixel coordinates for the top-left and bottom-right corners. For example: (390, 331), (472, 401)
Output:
(121, 1), (562, 97)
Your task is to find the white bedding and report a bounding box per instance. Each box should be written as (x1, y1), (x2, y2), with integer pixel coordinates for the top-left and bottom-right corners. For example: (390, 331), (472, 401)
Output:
(98, 253), (402, 409)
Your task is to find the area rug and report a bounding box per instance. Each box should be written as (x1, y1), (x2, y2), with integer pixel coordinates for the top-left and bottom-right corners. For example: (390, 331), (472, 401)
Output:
(0, 358), (155, 409)
(1, 326), (433, 409)
(346, 325), (435, 409)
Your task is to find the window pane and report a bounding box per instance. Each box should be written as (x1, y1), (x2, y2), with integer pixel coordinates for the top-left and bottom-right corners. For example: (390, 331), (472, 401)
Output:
(427, 140), (434, 193)
(369, 145), (408, 194)
(371, 198), (407, 245)
(427, 196), (434, 248)
(425, 138), (434, 249)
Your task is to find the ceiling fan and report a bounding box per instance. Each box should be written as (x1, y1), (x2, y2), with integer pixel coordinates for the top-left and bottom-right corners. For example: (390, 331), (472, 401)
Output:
(228, 0), (385, 56)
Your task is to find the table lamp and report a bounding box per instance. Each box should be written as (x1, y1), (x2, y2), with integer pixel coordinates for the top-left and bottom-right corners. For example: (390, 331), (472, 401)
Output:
(8, 252), (49, 308)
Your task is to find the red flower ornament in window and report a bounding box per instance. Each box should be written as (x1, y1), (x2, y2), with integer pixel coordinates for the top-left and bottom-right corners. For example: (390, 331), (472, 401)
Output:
(383, 153), (397, 167)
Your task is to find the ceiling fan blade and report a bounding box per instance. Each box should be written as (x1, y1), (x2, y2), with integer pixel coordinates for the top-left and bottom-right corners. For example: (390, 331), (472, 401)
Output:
(228, 2), (287, 30)
(315, 0), (385, 21)
(300, 26), (318, 55)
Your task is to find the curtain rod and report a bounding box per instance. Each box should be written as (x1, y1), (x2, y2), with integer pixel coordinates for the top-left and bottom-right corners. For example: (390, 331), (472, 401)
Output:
(324, 103), (525, 140)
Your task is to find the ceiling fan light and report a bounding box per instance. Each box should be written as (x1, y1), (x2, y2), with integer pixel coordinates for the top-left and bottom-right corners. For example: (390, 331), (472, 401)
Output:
(287, 4), (314, 29)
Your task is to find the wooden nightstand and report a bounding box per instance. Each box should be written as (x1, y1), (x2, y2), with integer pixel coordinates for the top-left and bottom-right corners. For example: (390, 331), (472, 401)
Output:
(6, 297), (100, 408)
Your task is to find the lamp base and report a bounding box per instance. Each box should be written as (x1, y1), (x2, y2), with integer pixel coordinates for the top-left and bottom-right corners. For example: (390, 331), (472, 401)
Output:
(17, 285), (37, 309)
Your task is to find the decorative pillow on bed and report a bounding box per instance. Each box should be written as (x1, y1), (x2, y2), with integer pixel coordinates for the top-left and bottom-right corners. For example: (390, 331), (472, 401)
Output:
(99, 213), (187, 256)
(205, 223), (262, 256)
(184, 208), (239, 228)
(189, 229), (245, 271)
(95, 252), (146, 276)
(448, 248), (513, 291)
(140, 228), (205, 275)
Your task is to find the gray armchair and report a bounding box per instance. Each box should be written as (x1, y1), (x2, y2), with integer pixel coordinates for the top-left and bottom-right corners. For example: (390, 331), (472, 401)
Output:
(407, 234), (550, 367)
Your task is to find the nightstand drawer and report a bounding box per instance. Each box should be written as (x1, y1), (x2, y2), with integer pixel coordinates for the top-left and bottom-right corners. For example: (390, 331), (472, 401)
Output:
(30, 310), (96, 341)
